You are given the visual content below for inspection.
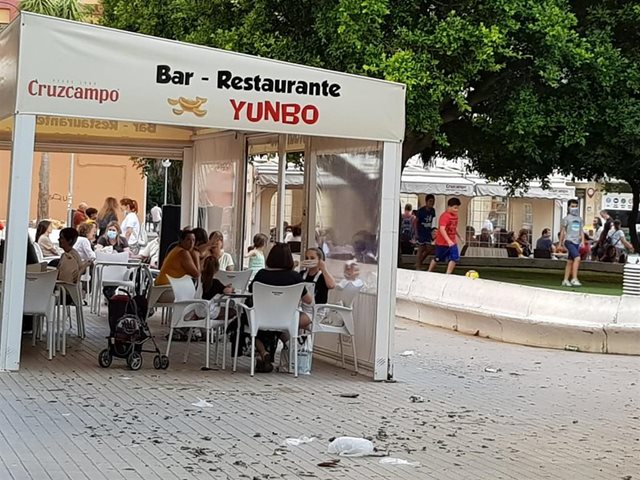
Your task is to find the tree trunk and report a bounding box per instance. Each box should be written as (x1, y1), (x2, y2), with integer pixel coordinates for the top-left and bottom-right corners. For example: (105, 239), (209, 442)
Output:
(628, 181), (639, 253)
(401, 134), (434, 169)
(37, 152), (50, 222)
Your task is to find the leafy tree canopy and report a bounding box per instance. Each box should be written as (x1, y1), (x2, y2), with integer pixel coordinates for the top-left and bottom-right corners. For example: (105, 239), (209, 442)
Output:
(101, 0), (589, 163)
(101, 1), (640, 246)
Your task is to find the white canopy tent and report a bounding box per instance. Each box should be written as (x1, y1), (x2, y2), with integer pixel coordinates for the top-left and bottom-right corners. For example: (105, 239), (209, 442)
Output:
(0, 13), (406, 378)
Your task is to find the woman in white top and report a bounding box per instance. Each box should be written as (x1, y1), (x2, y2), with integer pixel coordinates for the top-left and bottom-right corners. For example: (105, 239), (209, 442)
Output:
(120, 197), (141, 253)
(74, 222), (96, 262)
(607, 220), (634, 257)
(208, 230), (235, 271)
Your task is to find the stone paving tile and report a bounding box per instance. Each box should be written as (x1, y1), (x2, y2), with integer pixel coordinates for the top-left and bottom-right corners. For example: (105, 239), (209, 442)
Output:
(0, 310), (638, 480)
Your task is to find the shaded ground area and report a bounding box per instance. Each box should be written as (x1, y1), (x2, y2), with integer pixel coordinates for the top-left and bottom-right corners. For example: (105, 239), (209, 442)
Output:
(0, 313), (638, 479)
(425, 266), (623, 295)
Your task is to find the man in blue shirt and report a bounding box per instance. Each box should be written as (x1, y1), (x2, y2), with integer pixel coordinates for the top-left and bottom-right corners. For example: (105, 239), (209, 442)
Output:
(414, 194), (436, 270)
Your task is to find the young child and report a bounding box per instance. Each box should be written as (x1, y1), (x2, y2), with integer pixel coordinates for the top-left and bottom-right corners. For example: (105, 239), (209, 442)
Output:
(428, 197), (461, 274)
(300, 247), (336, 304)
(245, 233), (268, 278)
(338, 260), (364, 289)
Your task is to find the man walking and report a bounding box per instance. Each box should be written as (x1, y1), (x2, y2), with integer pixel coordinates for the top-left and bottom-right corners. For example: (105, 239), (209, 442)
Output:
(428, 197), (461, 274)
(414, 194), (436, 270)
(560, 199), (586, 287)
(150, 203), (163, 232)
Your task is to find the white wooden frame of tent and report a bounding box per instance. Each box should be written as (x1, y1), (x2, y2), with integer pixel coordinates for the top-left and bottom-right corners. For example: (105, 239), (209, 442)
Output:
(0, 13), (406, 379)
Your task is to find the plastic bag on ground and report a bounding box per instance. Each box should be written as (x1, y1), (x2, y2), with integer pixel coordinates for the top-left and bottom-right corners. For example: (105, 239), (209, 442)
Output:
(379, 457), (420, 466)
(327, 437), (374, 457)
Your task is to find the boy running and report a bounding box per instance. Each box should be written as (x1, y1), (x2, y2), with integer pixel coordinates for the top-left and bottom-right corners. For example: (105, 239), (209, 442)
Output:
(428, 197), (461, 274)
(559, 199), (586, 287)
(414, 194), (436, 270)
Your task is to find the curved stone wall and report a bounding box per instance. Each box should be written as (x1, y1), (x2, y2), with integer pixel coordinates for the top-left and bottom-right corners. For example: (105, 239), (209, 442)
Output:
(396, 269), (640, 355)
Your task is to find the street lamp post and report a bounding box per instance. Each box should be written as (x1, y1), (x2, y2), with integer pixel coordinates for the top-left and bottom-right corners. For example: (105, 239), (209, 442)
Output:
(162, 159), (171, 205)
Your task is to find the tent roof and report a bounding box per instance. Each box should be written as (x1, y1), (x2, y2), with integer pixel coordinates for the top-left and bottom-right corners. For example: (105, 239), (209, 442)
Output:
(0, 13), (406, 144)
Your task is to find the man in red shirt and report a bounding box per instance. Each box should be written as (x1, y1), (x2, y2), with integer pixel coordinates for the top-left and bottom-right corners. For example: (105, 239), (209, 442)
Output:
(428, 197), (461, 274)
(72, 202), (88, 228)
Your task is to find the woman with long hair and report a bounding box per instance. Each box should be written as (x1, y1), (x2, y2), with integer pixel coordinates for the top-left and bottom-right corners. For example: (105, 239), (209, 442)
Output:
(120, 197), (141, 254)
(35, 220), (61, 257)
(97, 197), (119, 237)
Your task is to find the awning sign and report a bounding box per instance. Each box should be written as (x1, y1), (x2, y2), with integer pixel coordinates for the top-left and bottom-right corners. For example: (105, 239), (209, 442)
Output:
(11, 13), (406, 143)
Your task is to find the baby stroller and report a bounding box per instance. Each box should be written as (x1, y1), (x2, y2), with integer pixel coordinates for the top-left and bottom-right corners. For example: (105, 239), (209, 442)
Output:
(98, 291), (169, 371)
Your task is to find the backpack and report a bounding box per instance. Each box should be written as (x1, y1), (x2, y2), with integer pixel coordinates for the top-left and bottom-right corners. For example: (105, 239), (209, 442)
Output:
(400, 216), (413, 242)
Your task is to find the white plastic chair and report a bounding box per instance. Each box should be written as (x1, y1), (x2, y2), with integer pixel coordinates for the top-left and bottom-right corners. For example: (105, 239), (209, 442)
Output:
(215, 269), (252, 293)
(33, 241), (59, 263)
(235, 282), (304, 377)
(23, 270), (58, 360)
(92, 251), (137, 315)
(147, 284), (174, 325)
(213, 269), (252, 369)
(166, 275), (224, 369)
(311, 282), (363, 373)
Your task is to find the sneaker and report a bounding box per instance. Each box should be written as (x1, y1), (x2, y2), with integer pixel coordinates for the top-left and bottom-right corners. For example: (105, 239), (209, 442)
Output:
(561, 280), (572, 287)
(570, 279), (582, 287)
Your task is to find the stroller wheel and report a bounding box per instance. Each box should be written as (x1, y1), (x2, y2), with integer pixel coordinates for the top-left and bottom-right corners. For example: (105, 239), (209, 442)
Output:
(127, 351), (143, 371)
(153, 355), (161, 370)
(98, 349), (112, 368)
(159, 355), (170, 370)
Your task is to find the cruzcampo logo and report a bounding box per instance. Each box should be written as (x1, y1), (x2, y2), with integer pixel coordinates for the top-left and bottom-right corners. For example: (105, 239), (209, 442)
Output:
(167, 96), (208, 117)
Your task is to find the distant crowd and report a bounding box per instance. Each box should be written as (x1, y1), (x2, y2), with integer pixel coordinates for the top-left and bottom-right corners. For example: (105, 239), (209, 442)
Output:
(400, 197), (634, 286)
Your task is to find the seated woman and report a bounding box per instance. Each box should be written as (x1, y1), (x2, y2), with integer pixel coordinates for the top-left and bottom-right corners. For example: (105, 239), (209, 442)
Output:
(207, 230), (235, 271)
(35, 220), (62, 257)
(95, 221), (129, 253)
(300, 247), (336, 305)
(516, 229), (532, 257)
(74, 222), (96, 263)
(506, 231), (524, 257)
(155, 229), (200, 302)
(249, 243), (313, 373)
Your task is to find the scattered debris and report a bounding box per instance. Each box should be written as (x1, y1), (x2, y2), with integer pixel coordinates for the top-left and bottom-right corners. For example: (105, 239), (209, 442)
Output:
(376, 428), (388, 441)
(338, 393), (359, 398)
(318, 459), (340, 468)
(564, 345), (580, 352)
(484, 367), (502, 373)
(379, 457), (421, 466)
(191, 399), (213, 408)
(283, 436), (315, 446)
(399, 350), (415, 357)
(409, 395), (425, 403)
(327, 437), (375, 457)
(509, 372), (524, 376)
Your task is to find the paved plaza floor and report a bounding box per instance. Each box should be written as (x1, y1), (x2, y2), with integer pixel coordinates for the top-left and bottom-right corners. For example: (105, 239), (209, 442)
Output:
(0, 310), (638, 479)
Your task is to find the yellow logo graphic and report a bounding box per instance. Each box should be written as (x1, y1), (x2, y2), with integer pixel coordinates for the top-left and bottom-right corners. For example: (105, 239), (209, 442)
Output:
(168, 96), (208, 117)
